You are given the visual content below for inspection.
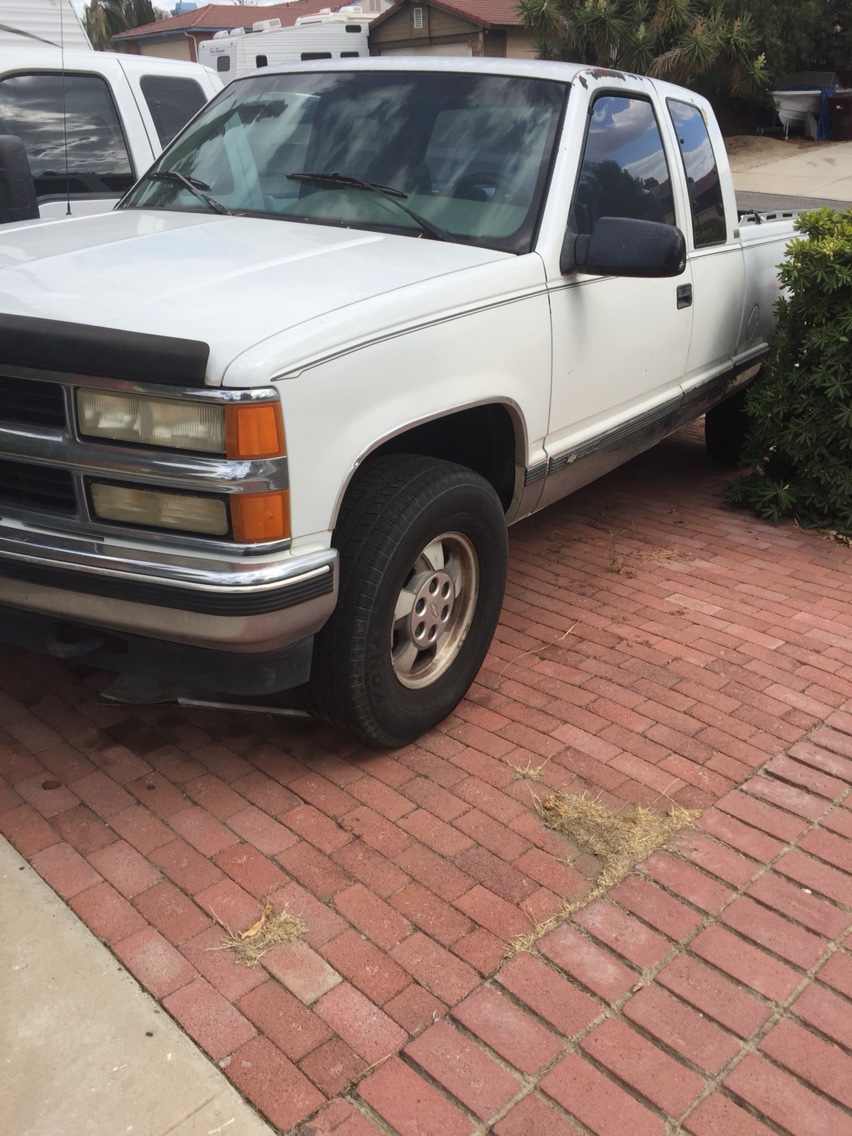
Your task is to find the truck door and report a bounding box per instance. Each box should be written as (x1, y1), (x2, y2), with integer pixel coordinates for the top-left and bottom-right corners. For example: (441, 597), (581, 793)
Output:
(539, 90), (694, 509)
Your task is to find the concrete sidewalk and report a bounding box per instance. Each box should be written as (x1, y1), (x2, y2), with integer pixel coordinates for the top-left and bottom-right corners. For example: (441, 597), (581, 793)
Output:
(730, 136), (852, 203)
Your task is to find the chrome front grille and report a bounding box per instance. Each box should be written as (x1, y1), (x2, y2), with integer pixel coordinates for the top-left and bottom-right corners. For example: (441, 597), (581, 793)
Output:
(0, 455), (76, 514)
(0, 366), (289, 552)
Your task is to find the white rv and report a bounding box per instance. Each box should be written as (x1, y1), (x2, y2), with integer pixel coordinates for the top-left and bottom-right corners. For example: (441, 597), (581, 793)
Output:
(198, 11), (372, 80)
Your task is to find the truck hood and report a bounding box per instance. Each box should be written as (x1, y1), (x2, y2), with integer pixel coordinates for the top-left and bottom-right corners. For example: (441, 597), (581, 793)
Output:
(0, 210), (514, 384)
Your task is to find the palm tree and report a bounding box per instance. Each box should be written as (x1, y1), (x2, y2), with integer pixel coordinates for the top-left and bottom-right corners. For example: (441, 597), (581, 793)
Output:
(84, 0), (165, 51)
(517, 0), (768, 98)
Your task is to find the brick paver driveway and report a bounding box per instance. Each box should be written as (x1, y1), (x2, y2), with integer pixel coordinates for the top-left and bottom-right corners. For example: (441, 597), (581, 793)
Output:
(2, 422), (851, 1135)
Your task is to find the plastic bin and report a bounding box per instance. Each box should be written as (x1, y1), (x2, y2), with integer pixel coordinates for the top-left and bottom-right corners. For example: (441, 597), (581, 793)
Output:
(829, 93), (852, 141)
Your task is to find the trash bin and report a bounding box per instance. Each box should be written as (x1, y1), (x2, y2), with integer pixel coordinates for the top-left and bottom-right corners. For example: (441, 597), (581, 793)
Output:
(829, 93), (852, 141)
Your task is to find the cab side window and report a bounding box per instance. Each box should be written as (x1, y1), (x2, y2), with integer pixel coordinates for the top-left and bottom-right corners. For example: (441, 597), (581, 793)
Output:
(570, 94), (675, 236)
(668, 99), (726, 247)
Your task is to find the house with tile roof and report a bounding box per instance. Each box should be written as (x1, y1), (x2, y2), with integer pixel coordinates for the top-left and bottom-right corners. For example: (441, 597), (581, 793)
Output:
(113, 0), (532, 63)
(368, 0), (533, 59)
(111, 1), (386, 62)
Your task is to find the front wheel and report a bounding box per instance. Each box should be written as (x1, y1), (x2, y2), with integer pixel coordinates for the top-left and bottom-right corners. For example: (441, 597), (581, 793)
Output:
(306, 455), (508, 748)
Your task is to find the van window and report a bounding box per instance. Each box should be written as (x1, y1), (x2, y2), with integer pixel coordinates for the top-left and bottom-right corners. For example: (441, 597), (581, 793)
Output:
(140, 75), (208, 147)
(668, 99), (726, 247)
(571, 94), (675, 236)
(217, 56), (231, 73)
(0, 71), (133, 201)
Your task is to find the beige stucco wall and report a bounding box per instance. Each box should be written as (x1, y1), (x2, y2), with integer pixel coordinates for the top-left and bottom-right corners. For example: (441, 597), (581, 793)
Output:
(138, 39), (192, 62)
(505, 27), (536, 59)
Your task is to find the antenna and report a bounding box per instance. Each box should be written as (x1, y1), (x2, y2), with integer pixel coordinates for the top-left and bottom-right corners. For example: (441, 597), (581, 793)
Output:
(61, 0), (71, 215)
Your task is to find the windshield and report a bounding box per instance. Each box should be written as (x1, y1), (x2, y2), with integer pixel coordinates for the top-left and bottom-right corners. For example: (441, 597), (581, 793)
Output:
(120, 68), (568, 254)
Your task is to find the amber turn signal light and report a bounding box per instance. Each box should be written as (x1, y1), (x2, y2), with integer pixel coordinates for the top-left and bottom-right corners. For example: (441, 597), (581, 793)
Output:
(225, 403), (285, 459)
(230, 490), (290, 543)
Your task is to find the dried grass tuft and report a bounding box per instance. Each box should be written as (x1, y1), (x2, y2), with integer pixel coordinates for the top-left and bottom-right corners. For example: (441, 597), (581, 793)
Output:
(505, 791), (698, 957)
(640, 547), (693, 562)
(539, 792), (697, 891)
(816, 527), (852, 549)
(510, 757), (549, 782)
(216, 901), (307, 968)
(491, 625), (577, 688)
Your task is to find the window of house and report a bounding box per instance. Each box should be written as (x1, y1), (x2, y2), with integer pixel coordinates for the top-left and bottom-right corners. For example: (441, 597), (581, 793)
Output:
(0, 71), (133, 200)
(412, 7), (424, 29)
(570, 93), (675, 236)
(668, 99), (726, 247)
(140, 75), (209, 147)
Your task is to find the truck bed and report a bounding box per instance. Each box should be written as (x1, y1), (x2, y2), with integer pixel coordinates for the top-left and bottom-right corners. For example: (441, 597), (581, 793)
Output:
(736, 190), (850, 215)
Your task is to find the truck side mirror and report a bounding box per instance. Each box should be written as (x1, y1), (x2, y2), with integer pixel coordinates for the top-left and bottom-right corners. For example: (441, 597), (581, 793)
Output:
(561, 216), (686, 278)
(0, 135), (39, 225)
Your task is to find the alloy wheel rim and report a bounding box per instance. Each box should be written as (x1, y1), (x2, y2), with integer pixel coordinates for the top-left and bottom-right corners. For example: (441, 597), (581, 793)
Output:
(391, 531), (479, 690)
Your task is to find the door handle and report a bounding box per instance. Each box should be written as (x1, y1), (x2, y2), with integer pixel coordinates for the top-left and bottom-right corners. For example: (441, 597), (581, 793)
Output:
(677, 284), (693, 309)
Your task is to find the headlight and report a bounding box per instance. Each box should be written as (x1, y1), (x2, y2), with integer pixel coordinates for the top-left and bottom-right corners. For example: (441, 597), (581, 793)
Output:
(77, 390), (225, 453)
(90, 482), (229, 535)
(76, 390), (286, 459)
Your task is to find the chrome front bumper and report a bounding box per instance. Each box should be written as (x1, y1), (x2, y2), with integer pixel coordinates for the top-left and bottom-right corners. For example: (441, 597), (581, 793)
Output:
(0, 524), (338, 693)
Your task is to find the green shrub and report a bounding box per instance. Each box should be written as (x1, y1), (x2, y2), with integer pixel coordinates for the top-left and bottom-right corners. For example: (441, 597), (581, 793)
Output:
(726, 208), (852, 535)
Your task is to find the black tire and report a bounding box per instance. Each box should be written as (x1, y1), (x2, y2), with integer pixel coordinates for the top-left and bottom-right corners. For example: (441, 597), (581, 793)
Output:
(705, 388), (752, 466)
(306, 454), (508, 748)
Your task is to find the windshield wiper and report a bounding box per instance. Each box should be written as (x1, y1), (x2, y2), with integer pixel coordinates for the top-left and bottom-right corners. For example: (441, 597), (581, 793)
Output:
(145, 170), (232, 216)
(288, 170), (452, 242)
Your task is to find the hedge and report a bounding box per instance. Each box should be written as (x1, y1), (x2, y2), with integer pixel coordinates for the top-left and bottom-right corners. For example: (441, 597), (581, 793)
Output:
(726, 207), (852, 534)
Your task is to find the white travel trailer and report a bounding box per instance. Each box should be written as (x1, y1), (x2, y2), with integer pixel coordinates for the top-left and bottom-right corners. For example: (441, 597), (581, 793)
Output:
(198, 11), (372, 80)
(0, 0), (91, 50)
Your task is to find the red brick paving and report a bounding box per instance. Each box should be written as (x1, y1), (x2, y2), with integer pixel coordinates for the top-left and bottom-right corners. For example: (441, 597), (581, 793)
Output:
(2, 425), (852, 1134)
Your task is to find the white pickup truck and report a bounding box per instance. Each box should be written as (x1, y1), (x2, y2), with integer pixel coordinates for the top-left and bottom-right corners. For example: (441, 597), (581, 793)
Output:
(0, 47), (221, 221)
(0, 58), (795, 747)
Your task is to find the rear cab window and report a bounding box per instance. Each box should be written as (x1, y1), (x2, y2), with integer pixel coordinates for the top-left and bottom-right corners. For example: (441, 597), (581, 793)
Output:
(139, 75), (209, 148)
(667, 99), (727, 247)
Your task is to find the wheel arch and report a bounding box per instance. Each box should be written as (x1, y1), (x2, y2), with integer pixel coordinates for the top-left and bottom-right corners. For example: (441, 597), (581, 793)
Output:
(330, 399), (527, 529)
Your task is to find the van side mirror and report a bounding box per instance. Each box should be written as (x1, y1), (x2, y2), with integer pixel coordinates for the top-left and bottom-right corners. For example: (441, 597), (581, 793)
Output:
(561, 216), (686, 278)
(0, 135), (39, 225)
